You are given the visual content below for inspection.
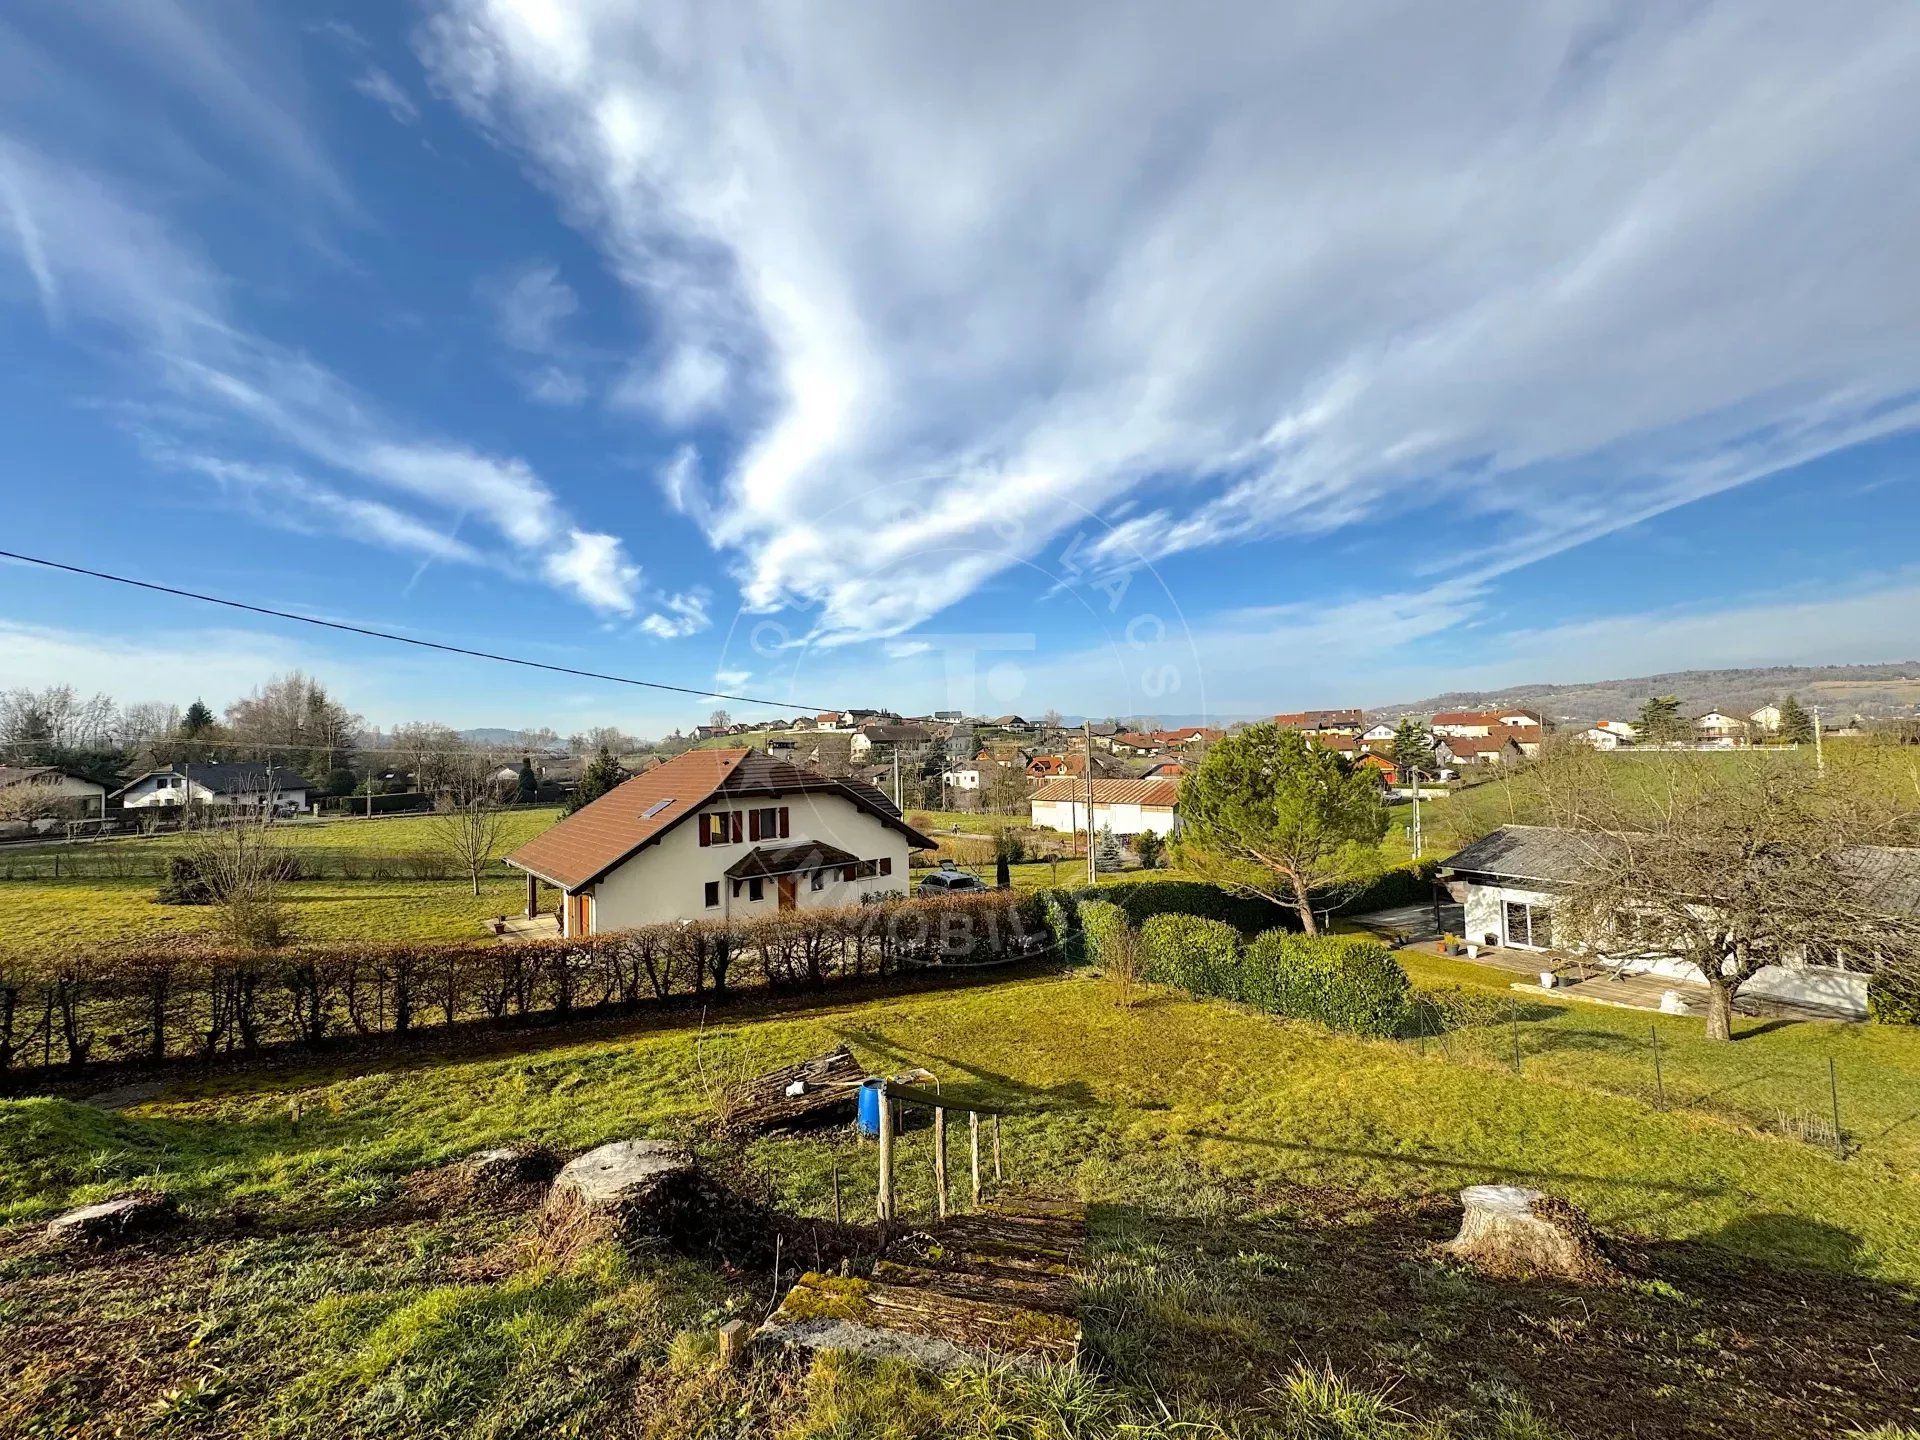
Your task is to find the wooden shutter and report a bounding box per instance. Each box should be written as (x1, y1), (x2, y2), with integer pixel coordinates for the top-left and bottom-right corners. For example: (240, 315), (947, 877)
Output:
(732, 811), (743, 843)
(698, 815), (710, 847)
(779, 806), (789, 838)
(749, 809), (762, 840)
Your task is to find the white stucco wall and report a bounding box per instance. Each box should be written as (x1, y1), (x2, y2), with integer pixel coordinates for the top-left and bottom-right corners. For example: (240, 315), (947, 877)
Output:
(1029, 798), (1176, 837)
(581, 789), (913, 931)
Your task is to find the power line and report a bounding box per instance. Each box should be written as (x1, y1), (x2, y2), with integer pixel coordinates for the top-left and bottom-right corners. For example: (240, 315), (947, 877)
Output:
(0, 549), (822, 712)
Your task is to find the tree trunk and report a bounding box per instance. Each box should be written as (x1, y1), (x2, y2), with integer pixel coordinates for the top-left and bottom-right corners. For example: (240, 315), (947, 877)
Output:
(1290, 874), (1317, 936)
(1704, 977), (1735, 1041)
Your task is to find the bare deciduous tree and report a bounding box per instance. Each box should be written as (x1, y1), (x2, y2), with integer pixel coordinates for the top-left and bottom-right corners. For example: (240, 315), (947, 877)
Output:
(181, 805), (296, 952)
(431, 758), (511, 897)
(1547, 755), (1920, 1040)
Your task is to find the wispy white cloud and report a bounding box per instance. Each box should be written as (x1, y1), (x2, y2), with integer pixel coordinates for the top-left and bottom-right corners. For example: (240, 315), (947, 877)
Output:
(480, 261), (591, 404)
(352, 67), (420, 125)
(639, 588), (712, 638)
(420, 0), (1920, 641)
(0, 143), (642, 613)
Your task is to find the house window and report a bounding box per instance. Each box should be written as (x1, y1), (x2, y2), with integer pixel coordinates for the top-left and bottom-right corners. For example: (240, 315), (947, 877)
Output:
(700, 813), (727, 846)
(811, 870), (827, 891)
(879, 857), (893, 876)
(703, 881), (719, 909)
(1503, 899), (1553, 949)
(748, 877), (764, 902)
(748, 806), (785, 840)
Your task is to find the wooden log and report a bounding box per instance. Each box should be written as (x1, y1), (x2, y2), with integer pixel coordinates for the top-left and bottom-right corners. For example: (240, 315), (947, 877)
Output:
(1441, 1185), (1612, 1281)
(969, 1111), (983, 1209)
(720, 1045), (865, 1135)
(718, 1319), (751, 1367)
(876, 1083), (895, 1222)
(933, 1107), (949, 1219)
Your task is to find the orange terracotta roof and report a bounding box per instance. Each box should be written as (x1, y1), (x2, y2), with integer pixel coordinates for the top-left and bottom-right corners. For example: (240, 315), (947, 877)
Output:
(1030, 777), (1179, 806)
(505, 747), (931, 890)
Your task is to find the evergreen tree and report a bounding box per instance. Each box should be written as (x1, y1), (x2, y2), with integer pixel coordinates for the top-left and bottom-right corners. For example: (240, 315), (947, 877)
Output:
(565, 746), (626, 814)
(516, 756), (540, 803)
(1634, 695), (1691, 745)
(181, 700), (216, 735)
(1133, 828), (1165, 869)
(1094, 825), (1124, 872)
(1776, 694), (1815, 745)
(1389, 717), (1436, 779)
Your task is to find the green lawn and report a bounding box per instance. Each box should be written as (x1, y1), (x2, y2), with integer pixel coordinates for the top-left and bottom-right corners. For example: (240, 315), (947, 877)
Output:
(5, 967), (1920, 1437)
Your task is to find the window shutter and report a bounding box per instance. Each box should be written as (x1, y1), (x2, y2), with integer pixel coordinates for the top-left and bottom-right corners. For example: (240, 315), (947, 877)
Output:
(749, 809), (761, 841)
(779, 806), (789, 838)
(732, 811), (743, 843)
(699, 816), (710, 847)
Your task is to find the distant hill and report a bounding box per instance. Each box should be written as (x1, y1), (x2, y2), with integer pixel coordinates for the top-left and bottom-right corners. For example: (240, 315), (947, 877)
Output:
(1375, 663), (1920, 727)
(457, 727), (533, 746)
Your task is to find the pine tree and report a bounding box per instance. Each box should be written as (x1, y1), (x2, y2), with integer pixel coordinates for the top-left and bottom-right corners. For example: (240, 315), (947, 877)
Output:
(565, 746), (626, 815)
(181, 700), (216, 735)
(1635, 695), (1690, 745)
(516, 756), (539, 803)
(1390, 717), (1436, 779)
(1094, 825), (1124, 871)
(1776, 694), (1815, 745)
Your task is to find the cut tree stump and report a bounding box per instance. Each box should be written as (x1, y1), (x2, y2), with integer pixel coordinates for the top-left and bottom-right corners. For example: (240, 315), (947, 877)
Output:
(47, 1192), (176, 1247)
(544, 1139), (696, 1244)
(1441, 1185), (1612, 1281)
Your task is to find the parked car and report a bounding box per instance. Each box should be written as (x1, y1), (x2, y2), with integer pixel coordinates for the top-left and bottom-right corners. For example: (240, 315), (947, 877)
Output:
(917, 867), (987, 895)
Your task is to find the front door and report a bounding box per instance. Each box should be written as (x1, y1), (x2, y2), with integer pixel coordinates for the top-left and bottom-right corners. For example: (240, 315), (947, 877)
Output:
(567, 890), (592, 936)
(777, 874), (798, 912)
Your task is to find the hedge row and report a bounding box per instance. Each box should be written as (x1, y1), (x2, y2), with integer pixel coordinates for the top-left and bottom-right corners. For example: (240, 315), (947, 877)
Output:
(0, 890), (1044, 1078)
(1070, 879), (1298, 934)
(1867, 967), (1920, 1025)
(1329, 859), (1440, 916)
(1129, 912), (1414, 1038)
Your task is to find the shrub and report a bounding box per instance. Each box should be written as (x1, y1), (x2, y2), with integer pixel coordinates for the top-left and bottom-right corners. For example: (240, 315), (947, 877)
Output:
(154, 850), (307, 906)
(1240, 930), (1415, 1038)
(1140, 914), (1241, 997)
(1327, 859), (1439, 915)
(1078, 900), (1130, 972)
(1032, 888), (1081, 964)
(1868, 966), (1920, 1025)
(1076, 880), (1294, 935)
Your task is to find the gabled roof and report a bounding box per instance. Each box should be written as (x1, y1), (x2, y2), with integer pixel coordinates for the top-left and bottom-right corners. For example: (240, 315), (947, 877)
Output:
(1030, 777), (1179, 806)
(0, 765), (102, 790)
(724, 841), (859, 880)
(110, 762), (314, 798)
(503, 747), (933, 890)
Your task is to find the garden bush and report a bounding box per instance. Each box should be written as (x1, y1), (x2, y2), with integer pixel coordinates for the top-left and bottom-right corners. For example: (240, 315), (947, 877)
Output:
(1076, 880), (1294, 935)
(1078, 899), (1130, 972)
(1868, 967), (1920, 1025)
(1140, 914), (1241, 997)
(1031, 888), (1081, 964)
(1325, 859), (1439, 916)
(1240, 930), (1415, 1038)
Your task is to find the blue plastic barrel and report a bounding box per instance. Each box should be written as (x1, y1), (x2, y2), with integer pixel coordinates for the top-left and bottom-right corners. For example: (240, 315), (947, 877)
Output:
(856, 1078), (885, 1136)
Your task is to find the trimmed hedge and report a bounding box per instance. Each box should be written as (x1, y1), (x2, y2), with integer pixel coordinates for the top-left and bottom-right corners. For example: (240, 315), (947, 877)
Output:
(1078, 900), (1131, 972)
(1140, 914), (1242, 996)
(1326, 859), (1440, 916)
(1241, 930), (1415, 1038)
(1868, 967), (1920, 1025)
(1075, 880), (1296, 935)
(0, 890), (1040, 1078)
(1032, 888), (1082, 965)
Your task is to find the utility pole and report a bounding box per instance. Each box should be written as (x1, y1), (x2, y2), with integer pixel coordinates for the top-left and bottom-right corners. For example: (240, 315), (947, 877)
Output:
(1813, 705), (1826, 775)
(1084, 719), (1096, 885)
(892, 746), (902, 811)
(1409, 767), (1423, 860)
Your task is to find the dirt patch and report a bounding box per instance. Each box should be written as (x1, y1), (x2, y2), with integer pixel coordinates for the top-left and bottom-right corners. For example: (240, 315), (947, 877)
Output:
(1088, 1195), (1920, 1440)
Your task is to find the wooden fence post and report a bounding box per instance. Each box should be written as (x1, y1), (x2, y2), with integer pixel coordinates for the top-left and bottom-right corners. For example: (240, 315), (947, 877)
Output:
(969, 1110), (983, 1209)
(992, 1114), (1003, 1182)
(876, 1083), (895, 1222)
(719, 1319), (751, 1368)
(933, 1106), (949, 1218)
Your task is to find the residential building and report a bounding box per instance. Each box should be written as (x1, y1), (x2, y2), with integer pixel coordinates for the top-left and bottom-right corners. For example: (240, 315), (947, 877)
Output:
(1142, 760), (1187, 779)
(1436, 824), (1909, 1017)
(1749, 704), (1782, 733)
(849, 723), (933, 761)
(113, 762), (313, 814)
(0, 765), (108, 816)
(1576, 726), (1634, 751)
(1029, 777), (1179, 838)
(1594, 719), (1637, 739)
(1359, 722), (1398, 743)
(1273, 709), (1364, 733)
(1694, 711), (1749, 743)
(1431, 708), (1543, 738)
(503, 748), (932, 935)
(1109, 732), (1165, 756)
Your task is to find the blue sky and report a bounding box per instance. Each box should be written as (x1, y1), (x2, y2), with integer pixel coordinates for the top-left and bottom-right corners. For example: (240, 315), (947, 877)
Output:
(4, 2), (1920, 736)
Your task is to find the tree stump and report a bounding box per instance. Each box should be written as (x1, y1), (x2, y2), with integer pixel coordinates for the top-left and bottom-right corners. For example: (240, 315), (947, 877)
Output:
(46, 1192), (176, 1247)
(543, 1139), (696, 1250)
(1441, 1185), (1611, 1281)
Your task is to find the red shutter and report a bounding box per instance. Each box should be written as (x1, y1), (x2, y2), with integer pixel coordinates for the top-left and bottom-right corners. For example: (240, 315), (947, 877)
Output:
(732, 811), (743, 843)
(749, 809), (761, 840)
(779, 806), (789, 838)
(699, 816), (710, 847)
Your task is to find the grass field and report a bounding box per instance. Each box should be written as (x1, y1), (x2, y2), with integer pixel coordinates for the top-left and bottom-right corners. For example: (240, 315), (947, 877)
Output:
(4, 959), (1920, 1437)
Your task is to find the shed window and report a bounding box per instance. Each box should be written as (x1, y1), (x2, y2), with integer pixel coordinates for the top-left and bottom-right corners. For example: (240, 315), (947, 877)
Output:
(811, 870), (827, 891)
(1503, 900), (1553, 949)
